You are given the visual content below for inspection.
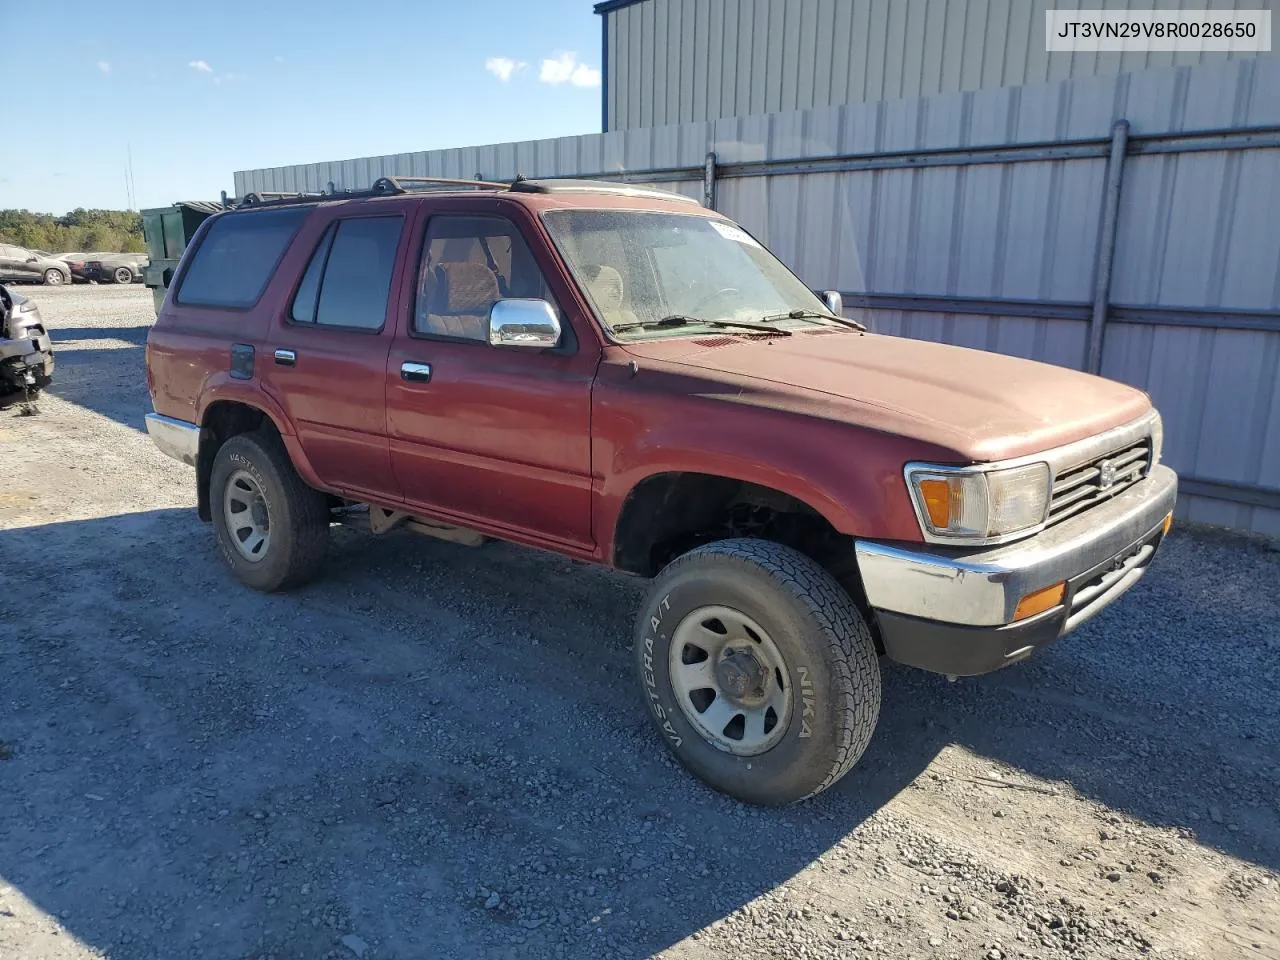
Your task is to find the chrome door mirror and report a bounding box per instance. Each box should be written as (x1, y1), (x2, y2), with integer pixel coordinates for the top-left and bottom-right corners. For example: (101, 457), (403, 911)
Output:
(821, 290), (843, 317)
(488, 298), (561, 349)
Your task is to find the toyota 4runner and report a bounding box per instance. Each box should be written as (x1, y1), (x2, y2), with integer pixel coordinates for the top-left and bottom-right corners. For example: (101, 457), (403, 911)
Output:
(145, 176), (1177, 805)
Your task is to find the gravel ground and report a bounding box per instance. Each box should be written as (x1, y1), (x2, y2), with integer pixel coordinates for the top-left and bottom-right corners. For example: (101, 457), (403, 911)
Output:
(2, 283), (1279, 960)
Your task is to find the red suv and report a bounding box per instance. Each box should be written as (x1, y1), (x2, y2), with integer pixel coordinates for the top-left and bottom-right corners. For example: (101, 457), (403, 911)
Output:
(145, 177), (1177, 805)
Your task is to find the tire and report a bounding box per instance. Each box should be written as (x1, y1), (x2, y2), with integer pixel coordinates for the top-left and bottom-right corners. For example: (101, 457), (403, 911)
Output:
(43, 269), (65, 285)
(209, 430), (330, 592)
(634, 538), (881, 805)
(113, 266), (133, 284)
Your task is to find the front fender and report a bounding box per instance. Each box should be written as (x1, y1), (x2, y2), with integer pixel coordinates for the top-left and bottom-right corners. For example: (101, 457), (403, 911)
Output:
(590, 359), (950, 559)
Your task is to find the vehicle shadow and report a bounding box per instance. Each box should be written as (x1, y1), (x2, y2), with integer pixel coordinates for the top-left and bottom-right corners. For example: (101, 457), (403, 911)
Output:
(42, 325), (150, 433)
(1, 508), (1276, 959)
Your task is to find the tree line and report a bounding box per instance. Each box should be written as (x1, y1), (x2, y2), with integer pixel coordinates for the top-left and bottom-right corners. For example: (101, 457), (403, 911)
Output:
(0, 208), (146, 254)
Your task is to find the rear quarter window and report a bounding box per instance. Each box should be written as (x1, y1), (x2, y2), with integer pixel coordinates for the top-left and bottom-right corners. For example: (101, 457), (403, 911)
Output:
(176, 208), (310, 309)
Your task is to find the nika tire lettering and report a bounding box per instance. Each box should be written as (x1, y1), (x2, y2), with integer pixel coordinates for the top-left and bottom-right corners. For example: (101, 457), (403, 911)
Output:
(633, 537), (881, 806)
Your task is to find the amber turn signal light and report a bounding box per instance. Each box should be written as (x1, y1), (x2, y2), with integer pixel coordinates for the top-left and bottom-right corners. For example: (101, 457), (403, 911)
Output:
(1162, 512), (1173, 535)
(1013, 581), (1066, 621)
(918, 478), (952, 528)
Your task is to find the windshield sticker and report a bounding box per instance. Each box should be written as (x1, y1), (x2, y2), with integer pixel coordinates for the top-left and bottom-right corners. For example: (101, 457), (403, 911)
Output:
(709, 221), (762, 248)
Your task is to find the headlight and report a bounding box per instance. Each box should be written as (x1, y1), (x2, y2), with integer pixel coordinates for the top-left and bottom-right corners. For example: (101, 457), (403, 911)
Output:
(18, 300), (37, 313)
(1149, 410), (1163, 468)
(905, 462), (1050, 543)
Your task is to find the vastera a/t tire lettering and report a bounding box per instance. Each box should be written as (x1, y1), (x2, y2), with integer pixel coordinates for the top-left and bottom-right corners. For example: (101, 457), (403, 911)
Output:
(641, 594), (682, 748)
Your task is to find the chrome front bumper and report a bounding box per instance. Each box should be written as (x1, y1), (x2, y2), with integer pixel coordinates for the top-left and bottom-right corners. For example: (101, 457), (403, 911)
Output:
(145, 412), (201, 467)
(856, 464), (1177, 675)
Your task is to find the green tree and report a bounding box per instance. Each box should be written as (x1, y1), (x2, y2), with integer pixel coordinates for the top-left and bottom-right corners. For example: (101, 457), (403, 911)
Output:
(0, 208), (145, 254)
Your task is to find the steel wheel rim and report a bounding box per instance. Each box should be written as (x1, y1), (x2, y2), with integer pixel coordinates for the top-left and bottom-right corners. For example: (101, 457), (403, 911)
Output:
(223, 469), (272, 562)
(668, 604), (792, 756)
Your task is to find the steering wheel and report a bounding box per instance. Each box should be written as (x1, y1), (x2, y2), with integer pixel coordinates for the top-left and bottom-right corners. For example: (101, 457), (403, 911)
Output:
(690, 286), (740, 316)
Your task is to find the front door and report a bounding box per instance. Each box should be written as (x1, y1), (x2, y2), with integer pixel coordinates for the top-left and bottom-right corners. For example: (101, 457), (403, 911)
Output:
(0, 245), (25, 281)
(385, 208), (598, 550)
(262, 205), (414, 503)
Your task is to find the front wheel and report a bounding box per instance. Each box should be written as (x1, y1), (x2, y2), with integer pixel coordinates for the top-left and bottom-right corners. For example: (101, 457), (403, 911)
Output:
(634, 538), (881, 805)
(43, 269), (65, 285)
(209, 430), (330, 591)
(113, 266), (133, 284)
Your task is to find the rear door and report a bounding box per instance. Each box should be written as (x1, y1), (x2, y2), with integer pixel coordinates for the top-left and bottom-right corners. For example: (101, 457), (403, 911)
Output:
(261, 201), (414, 502)
(385, 201), (600, 550)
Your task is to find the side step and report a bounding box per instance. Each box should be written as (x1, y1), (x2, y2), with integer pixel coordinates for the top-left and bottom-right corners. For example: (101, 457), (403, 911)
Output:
(367, 506), (489, 547)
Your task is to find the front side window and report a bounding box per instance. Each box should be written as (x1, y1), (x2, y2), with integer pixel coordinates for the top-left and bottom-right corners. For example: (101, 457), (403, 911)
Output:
(177, 208), (309, 309)
(290, 216), (403, 330)
(415, 215), (557, 341)
(541, 209), (831, 339)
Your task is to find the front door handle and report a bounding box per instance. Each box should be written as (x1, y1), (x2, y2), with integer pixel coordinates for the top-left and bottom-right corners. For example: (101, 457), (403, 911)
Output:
(401, 361), (432, 383)
(274, 348), (297, 367)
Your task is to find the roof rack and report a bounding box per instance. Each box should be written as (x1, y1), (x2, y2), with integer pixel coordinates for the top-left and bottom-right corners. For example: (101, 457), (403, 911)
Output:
(229, 174), (697, 210)
(508, 178), (700, 204)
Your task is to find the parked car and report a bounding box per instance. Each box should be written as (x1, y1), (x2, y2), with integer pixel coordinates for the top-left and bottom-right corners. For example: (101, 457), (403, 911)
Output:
(144, 177), (1177, 806)
(0, 244), (71, 285)
(57, 251), (101, 283)
(0, 283), (54, 408)
(86, 253), (149, 284)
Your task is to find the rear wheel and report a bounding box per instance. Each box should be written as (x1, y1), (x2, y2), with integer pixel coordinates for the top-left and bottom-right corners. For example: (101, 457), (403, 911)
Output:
(210, 430), (330, 591)
(634, 538), (881, 805)
(113, 266), (133, 284)
(42, 269), (65, 285)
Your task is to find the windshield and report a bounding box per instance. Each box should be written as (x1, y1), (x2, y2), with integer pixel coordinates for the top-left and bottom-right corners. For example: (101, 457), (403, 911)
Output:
(541, 209), (830, 338)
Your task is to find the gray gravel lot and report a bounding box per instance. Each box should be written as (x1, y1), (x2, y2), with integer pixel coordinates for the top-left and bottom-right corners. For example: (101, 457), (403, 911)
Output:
(1, 283), (1278, 960)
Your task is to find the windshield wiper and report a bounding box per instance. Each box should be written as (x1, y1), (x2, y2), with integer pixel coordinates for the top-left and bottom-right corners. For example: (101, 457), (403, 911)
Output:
(612, 314), (792, 336)
(761, 308), (866, 332)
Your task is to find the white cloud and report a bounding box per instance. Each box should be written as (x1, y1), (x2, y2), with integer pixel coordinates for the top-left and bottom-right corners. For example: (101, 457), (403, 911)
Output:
(96, 61), (111, 74)
(570, 63), (602, 87)
(484, 56), (525, 82)
(539, 52), (601, 88)
(188, 60), (213, 73)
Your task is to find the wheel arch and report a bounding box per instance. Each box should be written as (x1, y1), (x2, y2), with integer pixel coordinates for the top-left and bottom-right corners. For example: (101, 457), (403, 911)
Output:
(196, 397), (326, 521)
(610, 470), (874, 631)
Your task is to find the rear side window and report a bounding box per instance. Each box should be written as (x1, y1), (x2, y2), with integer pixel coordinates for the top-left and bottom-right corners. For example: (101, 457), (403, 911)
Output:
(176, 208), (309, 309)
(290, 216), (403, 330)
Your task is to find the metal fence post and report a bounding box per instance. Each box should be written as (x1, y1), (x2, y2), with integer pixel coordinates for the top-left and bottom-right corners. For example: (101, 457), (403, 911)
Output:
(703, 152), (717, 209)
(1086, 119), (1130, 374)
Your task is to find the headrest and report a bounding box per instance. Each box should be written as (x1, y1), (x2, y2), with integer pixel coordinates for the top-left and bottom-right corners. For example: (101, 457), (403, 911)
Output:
(431, 261), (499, 314)
(584, 264), (625, 311)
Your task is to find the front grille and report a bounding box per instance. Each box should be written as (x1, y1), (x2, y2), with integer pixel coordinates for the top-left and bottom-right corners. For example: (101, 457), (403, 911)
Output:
(1047, 438), (1151, 527)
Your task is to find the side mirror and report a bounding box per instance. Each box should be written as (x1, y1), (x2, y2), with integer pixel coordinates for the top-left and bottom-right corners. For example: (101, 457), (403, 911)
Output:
(488, 298), (561, 349)
(821, 290), (843, 317)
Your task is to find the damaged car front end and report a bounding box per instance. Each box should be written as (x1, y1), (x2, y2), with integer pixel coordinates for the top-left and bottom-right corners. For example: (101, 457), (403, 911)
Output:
(1, 284), (54, 410)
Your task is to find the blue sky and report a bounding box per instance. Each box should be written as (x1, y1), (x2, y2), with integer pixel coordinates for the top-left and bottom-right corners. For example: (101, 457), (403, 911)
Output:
(3, 0), (605, 214)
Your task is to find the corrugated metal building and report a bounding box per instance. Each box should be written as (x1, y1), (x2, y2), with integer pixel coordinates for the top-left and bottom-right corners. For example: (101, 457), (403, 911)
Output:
(597, 0), (1277, 131)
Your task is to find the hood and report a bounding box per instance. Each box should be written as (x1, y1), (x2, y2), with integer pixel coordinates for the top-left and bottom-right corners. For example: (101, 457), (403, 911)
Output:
(622, 329), (1151, 462)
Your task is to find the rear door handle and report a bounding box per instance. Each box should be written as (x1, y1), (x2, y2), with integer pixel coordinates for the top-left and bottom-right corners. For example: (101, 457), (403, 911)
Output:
(401, 361), (432, 383)
(274, 348), (297, 367)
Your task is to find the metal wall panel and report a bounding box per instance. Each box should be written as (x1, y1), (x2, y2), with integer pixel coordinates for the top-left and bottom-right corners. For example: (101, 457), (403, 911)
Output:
(602, 0), (1277, 131)
(234, 58), (1280, 535)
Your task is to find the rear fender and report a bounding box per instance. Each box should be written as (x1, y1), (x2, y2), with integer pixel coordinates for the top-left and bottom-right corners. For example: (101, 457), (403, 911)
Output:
(196, 375), (327, 493)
